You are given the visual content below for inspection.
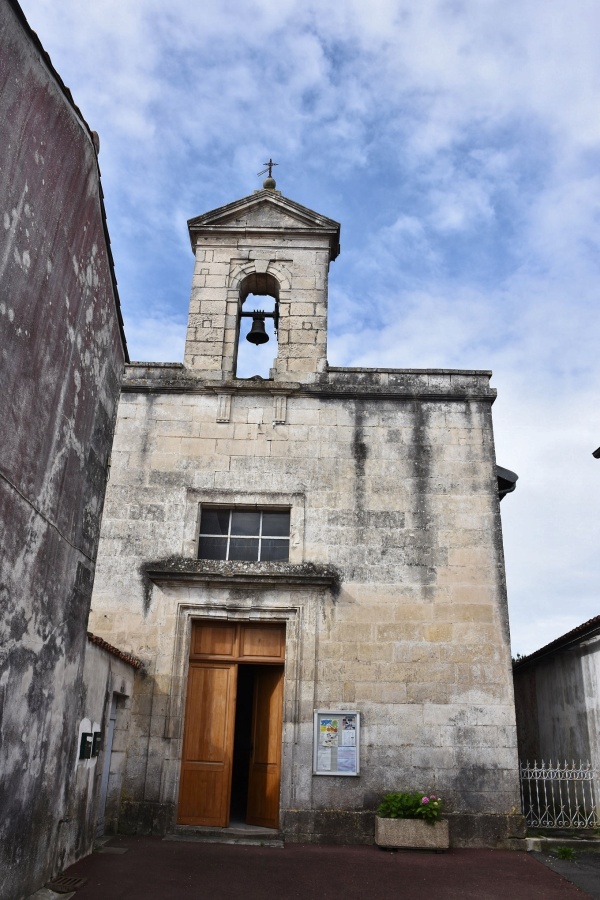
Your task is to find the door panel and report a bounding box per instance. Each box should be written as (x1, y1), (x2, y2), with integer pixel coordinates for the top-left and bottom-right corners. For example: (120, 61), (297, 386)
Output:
(239, 625), (285, 661)
(246, 666), (284, 828)
(192, 622), (237, 658)
(178, 662), (237, 826)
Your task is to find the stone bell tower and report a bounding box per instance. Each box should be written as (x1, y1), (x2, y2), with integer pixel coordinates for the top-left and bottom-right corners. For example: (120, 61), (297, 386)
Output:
(183, 176), (340, 384)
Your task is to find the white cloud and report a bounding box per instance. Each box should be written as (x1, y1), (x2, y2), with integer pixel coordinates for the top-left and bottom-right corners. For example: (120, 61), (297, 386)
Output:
(122, 313), (187, 364)
(18, 0), (600, 655)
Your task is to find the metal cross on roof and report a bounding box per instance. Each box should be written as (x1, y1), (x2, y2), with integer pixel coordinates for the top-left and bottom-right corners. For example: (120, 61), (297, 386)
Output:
(258, 158), (278, 178)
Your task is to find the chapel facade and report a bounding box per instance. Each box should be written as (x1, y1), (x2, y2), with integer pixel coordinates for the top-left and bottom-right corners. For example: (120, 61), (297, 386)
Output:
(89, 181), (523, 846)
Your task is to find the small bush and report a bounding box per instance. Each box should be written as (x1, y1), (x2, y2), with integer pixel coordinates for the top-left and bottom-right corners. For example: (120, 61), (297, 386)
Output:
(556, 846), (576, 861)
(377, 791), (443, 824)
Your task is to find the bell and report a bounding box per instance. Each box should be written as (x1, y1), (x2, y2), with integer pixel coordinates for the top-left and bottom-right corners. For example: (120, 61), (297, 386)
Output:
(246, 314), (269, 345)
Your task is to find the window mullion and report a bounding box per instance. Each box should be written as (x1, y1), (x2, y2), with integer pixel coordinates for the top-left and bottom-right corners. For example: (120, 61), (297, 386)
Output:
(226, 510), (232, 561)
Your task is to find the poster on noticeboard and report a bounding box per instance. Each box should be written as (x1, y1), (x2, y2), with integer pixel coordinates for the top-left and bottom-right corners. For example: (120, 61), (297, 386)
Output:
(313, 710), (360, 776)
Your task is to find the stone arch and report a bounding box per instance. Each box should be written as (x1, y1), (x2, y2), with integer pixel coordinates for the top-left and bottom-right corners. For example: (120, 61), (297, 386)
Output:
(233, 268), (281, 378)
(228, 262), (254, 289)
(239, 271), (280, 304)
(266, 262), (291, 292)
(228, 260), (291, 294)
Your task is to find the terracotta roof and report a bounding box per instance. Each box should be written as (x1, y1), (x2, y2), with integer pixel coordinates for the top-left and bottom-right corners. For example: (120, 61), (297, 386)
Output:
(513, 615), (600, 669)
(87, 632), (142, 669)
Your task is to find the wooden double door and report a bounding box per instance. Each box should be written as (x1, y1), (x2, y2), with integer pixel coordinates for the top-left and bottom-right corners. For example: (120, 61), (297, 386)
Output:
(177, 621), (285, 829)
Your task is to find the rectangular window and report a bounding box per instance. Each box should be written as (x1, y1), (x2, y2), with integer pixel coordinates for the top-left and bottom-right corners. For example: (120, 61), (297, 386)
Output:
(199, 508), (290, 562)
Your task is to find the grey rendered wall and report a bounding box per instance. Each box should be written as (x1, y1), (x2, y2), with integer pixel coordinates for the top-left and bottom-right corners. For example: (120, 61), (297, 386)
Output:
(57, 642), (135, 869)
(0, 4), (126, 897)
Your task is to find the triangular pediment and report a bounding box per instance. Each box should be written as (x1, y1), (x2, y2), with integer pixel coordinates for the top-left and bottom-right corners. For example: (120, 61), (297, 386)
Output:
(219, 202), (311, 230)
(188, 190), (340, 259)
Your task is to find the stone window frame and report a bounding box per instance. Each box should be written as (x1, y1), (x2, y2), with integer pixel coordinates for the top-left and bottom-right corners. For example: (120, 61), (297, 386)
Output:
(197, 506), (291, 563)
(182, 489), (306, 564)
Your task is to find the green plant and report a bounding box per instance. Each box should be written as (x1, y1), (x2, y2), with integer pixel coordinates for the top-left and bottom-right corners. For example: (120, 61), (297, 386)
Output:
(555, 846), (576, 861)
(377, 791), (443, 825)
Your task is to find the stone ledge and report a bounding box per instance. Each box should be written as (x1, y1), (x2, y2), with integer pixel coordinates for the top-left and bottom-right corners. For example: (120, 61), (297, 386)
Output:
(115, 802), (526, 849)
(447, 812), (527, 848)
(328, 366), (492, 376)
(282, 809), (375, 845)
(121, 365), (496, 401)
(526, 836), (600, 852)
(282, 809), (526, 848)
(143, 556), (341, 593)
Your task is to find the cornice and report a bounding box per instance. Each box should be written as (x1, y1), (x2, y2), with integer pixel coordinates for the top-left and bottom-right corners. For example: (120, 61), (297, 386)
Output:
(120, 369), (496, 402)
(143, 558), (341, 592)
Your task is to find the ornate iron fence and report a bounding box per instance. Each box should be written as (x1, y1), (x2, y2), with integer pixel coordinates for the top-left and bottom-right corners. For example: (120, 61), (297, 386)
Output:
(520, 760), (599, 828)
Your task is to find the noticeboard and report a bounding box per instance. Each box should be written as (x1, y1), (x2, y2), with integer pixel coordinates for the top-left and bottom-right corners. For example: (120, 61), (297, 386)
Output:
(313, 710), (360, 776)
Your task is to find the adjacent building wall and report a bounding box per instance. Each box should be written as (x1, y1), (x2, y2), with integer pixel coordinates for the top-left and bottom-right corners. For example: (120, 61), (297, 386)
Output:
(0, 3), (127, 897)
(60, 636), (138, 867)
(513, 633), (600, 770)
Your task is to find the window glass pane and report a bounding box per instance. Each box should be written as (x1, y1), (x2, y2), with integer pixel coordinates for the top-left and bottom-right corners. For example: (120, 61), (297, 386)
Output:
(261, 511), (290, 537)
(260, 539), (289, 562)
(199, 536), (228, 560)
(231, 511), (260, 536)
(200, 509), (230, 536)
(229, 537), (259, 561)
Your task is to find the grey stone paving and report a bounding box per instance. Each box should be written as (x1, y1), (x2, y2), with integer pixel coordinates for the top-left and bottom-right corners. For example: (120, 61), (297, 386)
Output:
(534, 850), (600, 899)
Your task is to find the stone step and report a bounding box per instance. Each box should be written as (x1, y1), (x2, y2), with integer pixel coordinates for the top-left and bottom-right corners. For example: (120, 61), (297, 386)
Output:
(164, 824), (284, 848)
(526, 836), (600, 852)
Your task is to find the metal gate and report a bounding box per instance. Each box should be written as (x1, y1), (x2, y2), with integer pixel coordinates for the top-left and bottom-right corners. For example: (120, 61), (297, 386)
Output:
(520, 760), (599, 828)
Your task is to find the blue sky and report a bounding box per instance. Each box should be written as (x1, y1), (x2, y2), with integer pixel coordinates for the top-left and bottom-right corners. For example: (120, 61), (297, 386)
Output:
(19, 0), (600, 655)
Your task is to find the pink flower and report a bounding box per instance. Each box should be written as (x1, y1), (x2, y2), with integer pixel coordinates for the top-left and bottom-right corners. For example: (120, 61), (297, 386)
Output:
(430, 795), (437, 800)
(421, 797), (429, 804)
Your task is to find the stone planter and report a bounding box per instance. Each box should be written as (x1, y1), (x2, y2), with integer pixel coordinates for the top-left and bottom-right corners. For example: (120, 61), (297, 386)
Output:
(375, 816), (449, 850)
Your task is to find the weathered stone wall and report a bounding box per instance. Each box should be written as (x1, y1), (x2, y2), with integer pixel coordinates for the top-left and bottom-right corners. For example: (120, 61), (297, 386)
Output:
(58, 639), (136, 870)
(0, 4), (126, 897)
(89, 364), (522, 847)
(513, 635), (600, 771)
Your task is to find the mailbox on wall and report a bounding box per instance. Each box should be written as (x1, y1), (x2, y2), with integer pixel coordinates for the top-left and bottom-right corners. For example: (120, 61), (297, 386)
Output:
(79, 732), (93, 760)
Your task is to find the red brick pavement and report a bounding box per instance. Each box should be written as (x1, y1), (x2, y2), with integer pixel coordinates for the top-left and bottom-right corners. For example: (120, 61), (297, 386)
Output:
(63, 836), (589, 900)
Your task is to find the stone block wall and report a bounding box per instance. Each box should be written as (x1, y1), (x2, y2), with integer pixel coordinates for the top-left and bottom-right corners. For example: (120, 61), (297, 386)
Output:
(88, 364), (522, 847)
